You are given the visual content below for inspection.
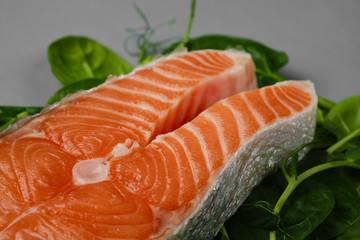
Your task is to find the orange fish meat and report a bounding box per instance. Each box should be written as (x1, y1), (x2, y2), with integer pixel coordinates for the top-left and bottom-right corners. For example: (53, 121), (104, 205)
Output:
(0, 49), (317, 239)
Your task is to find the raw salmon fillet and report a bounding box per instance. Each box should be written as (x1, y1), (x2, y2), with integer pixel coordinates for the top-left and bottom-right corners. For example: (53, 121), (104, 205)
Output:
(38, 49), (256, 160)
(0, 49), (257, 239)
(110, 80), (317, 239)
(0, 49), (317, 239)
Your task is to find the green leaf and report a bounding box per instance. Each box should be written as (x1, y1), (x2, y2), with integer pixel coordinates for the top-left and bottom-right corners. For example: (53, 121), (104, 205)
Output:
(224, 218), (269, 240)
(318, 96), (336, 113)
(0, 106), (43, 131)
(280, 180), (335, 240)
(217, 226), (230, 240)
(233, 174), (282, 231)
(308, 169), (360, 239)
(337, 217), (360, 239)
(48, 35), (133, 86)
(313, 123), (337, 149)
(163, 34), (289, 87)
(337, 147), (360, 165)
(46, 78), (105, 105)
(324, 95), (360, 150)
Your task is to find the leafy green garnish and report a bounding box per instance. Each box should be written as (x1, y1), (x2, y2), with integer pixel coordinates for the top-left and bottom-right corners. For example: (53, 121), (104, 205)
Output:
(324, 95), (360, 153)
(280, 180), (335, 239)
(46, 78), (105, 105)
(218, 226), (230, 240)
(0, 106), (42, 131)
(324, 96), (360, 139)
(338, 217), (360, 240)
(309, 169), (360, 239)
(48, 35), (133, 86)
(221, 147), (360, 240)
(124, 4), (179, 65)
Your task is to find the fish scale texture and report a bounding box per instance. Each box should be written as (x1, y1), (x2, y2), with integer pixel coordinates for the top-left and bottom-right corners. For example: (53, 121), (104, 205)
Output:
(0, 49), (317, 240)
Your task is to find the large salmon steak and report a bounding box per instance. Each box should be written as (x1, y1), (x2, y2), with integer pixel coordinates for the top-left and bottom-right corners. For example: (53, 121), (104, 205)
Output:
(0, 49), (317, 239)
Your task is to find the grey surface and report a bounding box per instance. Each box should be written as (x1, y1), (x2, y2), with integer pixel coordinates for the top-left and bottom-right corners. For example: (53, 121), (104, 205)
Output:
(0, 0), (359, 106)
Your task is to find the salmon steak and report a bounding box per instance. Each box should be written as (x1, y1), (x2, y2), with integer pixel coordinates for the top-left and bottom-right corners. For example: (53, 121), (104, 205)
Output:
(0, 49), (317, 239)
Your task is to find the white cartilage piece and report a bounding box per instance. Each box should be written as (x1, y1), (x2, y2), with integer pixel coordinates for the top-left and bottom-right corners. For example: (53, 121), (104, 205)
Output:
(72, 159), (109, 185)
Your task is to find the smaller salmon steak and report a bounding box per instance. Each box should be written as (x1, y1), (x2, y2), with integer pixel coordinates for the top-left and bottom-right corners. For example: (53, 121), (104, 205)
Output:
(110, 80), (317, 239)
(38, 49), (256, 160)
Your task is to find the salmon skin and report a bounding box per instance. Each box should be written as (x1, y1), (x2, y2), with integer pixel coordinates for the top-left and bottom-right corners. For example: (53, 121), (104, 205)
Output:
(0, 48), (317, 239)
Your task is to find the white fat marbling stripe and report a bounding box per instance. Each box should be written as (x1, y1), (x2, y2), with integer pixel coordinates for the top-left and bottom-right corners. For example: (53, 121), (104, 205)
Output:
(187, 53), (226, 71)
(170, 57), (221, 74)
(128, 75), (192, 92)
(221, 101), (245, 145)
(279, 86), (309, 107)
(85, 93), (164, 116)
(260, 87), (280, 118)
(118, 76), (188, 95)
(242, 94), (266, 128)
(154, 140), (180, 206)
(153, 65), (205, 81)
(48, 116), (149, 137)
(66, 104), (153, 126)
(202, 112), (228, 159)
(81, 95), (161, 119)
(184, 124), (212, 173)
(271, 87), (296, 114)
(102, 85), (175, 104)
(171, 131), (208, 188)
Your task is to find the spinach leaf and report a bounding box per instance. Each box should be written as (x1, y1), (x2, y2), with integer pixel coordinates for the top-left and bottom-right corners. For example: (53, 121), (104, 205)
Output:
(163, 35), (289, 87)
(233, 175), (282, 231)
(224, 218), (269, 240)
(307, 169), (360, 239)
(313, 124), (337, 150)
(225, 148), (360, 240)
(48, 36), (133, 86)
(324, 95), (360, 151)
(340, 147), (360, 164)
(337, 217), (360, 240)
(280, 180), (335, 240)
(216, 226), (230, 240)
(46, 78), (105, 105)
(0, 106), (43, 131)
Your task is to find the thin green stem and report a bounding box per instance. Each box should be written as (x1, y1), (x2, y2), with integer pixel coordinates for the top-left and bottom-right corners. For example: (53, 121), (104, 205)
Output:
(177, 0), (196, 49)
(317, 96), (336, 110)
(270, 160), (360, 240)
(281, 156), (291, 183)
(276, 161), (360, 214)
(133, 3), (150, 29)
(255, 69), (286, 83)
(269, 231), (277, 240)
(273, 178), (297, 215)
(327, 128), (360, 154)
(299, 161), (360, 183)
(281, 142), (313, 183)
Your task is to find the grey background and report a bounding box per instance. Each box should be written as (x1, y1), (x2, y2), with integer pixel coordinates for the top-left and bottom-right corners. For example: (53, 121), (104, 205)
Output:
(0, 0), (359, 106)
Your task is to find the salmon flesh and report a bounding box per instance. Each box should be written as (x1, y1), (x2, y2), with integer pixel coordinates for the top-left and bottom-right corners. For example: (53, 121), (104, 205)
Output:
(0, 49), (317, 239)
